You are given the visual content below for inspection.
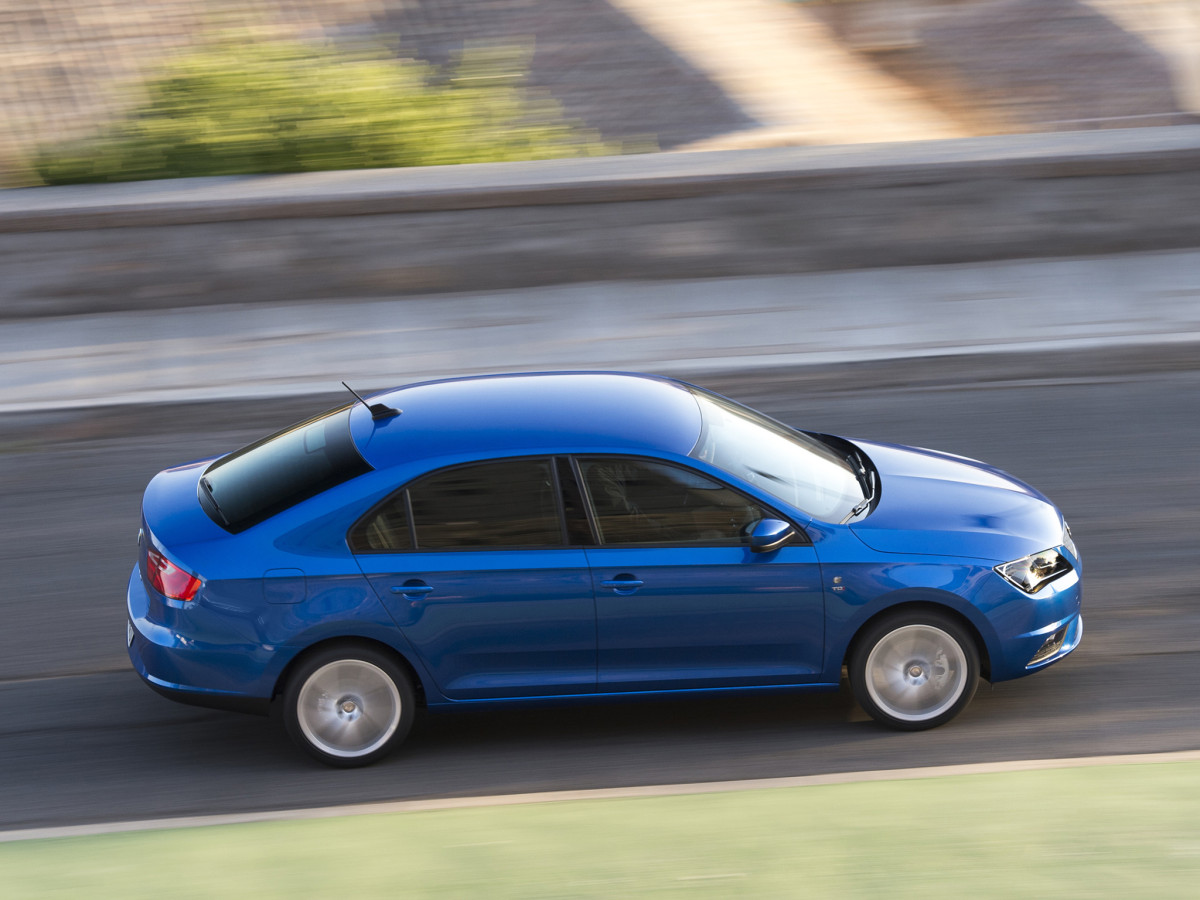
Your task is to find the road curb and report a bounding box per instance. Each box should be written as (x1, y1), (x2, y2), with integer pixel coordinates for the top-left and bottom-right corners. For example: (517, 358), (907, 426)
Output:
(4, 748), (1198, 844)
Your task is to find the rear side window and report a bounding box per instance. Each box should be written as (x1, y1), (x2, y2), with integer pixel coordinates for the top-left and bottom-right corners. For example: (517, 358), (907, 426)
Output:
(200, 404), (372, 533)
(350, 458), (566, 552)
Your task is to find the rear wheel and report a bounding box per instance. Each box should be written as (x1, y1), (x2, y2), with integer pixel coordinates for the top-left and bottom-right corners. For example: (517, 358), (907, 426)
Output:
(283, 646), (414, 767)
(850, 611), (979, 730)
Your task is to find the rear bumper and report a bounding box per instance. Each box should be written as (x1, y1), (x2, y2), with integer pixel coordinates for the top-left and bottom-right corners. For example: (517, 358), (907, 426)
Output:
(135, 664), (271, 716)
(127, 565), (273, 715)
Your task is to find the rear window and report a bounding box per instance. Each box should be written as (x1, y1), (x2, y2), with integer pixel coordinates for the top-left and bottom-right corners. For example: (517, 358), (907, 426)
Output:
(199, 404), (372, 533)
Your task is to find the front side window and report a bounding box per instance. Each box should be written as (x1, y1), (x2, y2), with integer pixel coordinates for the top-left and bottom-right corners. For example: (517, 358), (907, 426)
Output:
(201, 404), (371, 533)
(577, 457), (767, 546)
(351, 458), (565, 552)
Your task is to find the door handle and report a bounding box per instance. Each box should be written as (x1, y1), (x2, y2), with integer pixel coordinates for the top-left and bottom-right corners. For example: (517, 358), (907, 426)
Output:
(601, 576), (644, 595)
(391, 580), (434, 598)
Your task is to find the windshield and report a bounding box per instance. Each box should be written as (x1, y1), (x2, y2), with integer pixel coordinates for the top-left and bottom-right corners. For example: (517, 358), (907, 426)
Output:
(688, 390), (865, 522)
(201, 403), (372, 533)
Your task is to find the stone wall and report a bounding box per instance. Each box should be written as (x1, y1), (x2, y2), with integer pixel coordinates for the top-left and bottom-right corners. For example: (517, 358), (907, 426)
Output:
(3, 126), (1199, 318)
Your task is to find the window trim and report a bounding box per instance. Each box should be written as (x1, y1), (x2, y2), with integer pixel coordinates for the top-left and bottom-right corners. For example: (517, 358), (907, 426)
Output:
(565, 455), (601, 546)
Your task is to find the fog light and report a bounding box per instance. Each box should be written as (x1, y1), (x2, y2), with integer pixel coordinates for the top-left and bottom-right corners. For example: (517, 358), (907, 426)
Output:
(1028, 627), (1067, 666)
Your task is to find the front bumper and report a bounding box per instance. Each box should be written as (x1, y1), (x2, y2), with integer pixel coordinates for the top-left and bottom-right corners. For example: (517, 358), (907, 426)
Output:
(987, 564), (1083, 682)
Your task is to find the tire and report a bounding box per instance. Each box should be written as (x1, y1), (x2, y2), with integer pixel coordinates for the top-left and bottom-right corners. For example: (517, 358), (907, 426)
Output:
(849, 611), (979, 731)
(283, 645), (415, 767)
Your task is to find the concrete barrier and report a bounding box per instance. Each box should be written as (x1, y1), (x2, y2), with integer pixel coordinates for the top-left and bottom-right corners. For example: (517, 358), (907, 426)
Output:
(2, 126), (1199, 318)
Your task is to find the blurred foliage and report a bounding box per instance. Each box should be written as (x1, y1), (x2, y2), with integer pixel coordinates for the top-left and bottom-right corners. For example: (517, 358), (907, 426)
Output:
(31, 35), (619, 184)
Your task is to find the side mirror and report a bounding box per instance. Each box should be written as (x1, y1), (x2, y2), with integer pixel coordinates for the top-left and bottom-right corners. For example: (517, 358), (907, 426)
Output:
(749, 518), (795, 553)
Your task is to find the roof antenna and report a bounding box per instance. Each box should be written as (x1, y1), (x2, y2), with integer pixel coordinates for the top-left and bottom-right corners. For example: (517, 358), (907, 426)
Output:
(342, 382), (401, 421)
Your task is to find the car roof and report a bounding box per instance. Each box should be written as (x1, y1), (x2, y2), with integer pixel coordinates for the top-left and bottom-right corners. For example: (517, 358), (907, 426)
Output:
(349, 371), (704, 469)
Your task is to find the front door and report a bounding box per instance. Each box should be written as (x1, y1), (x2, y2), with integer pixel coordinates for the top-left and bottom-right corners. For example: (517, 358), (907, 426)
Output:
(576, 457), (825, 691)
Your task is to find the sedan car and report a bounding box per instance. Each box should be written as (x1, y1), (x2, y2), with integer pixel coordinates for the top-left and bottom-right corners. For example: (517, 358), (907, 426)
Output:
(128, 371), (1082, 766)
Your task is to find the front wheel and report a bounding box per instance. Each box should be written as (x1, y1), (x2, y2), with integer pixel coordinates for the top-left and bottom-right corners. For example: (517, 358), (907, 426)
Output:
(850, 611), (979, 731)
(283, 645), (415, 767)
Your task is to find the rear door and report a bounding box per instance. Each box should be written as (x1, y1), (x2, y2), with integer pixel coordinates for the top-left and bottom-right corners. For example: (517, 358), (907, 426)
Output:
(352, 457), (596, 700)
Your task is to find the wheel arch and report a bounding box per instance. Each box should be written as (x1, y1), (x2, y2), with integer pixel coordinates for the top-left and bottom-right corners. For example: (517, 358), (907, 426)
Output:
(840, 594), (994, 682)
(272, 636), (428, 708)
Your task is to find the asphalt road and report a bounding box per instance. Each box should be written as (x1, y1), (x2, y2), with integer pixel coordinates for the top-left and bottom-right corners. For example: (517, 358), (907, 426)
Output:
(2, 350), (1197, 831)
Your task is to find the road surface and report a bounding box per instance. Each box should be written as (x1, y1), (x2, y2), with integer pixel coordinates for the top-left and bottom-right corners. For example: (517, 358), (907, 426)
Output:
(1, 350), (1197, 831)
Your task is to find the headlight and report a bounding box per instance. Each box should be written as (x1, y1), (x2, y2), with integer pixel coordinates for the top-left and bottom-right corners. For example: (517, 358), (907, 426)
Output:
(1062, 522), (1079, 561)
(994, 548), (1074, 594)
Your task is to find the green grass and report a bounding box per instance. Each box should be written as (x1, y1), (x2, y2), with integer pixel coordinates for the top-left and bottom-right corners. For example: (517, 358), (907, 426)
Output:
(4, 762), (1200, 898)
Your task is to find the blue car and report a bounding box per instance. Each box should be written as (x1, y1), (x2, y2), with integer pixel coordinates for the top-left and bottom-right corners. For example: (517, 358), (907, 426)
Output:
(128, 372), (1082, 766)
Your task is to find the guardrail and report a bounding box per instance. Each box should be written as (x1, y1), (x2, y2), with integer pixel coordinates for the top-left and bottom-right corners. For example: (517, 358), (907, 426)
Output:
(2, 126), (1199, 318)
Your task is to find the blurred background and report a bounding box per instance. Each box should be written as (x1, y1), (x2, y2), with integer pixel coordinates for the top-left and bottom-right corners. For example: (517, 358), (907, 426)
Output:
(1, 2), (1199, 890)
(2, 0), (1199, 185)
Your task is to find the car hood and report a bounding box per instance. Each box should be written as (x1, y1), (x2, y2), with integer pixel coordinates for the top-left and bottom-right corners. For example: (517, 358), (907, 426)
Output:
(848, 440), (1064, 562)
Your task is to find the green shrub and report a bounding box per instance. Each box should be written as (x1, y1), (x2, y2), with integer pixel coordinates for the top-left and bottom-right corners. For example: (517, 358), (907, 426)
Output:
(33, 36), (620, 184)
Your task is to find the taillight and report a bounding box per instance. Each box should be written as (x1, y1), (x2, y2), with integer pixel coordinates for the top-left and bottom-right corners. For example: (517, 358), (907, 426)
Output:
(146, 545), (203, 601)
